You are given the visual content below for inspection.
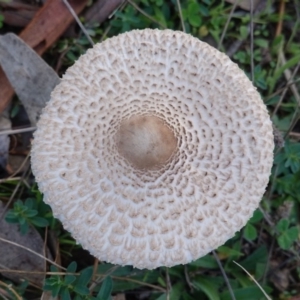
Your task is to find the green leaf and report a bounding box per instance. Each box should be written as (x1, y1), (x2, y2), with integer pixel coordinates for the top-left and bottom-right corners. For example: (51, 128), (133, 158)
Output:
(277, 226), (299, 250)
(77, 267), (93, 287)
(188, 2), (200, 15)
(190, 255), (218, 268)
(283, 143), (300, 173)
(217, 246), (243, 258)
(255, 262), (266, 279)
(25, 209), (38, 218)
(97, 264), (128, 276)
(233, 51), (246, 63)
(66, 51), (77, 62)
(5, 212), (19, 223)
(97, 276), (113, 300)
(244, 223), (257, 241)
(188, 14), (202, 27)
(67, 262), (77, 273)
(193, 276), (220, 300)
(169, 282), (185, 300)
(74, 285), (90, 296)
(154, 6), (167, 27)
(155, 294), (166, 300)
(25, 198), (34, 208)
(64, 274), (76, 285)
(240, 246), (267, 273)
(61, 287), (71, 300)
(271, 34), (284, 53)
(199, 4), (209, 16)
(276, 219), (289, 232)
(30, 216), (49, 227)
(20, 222), (29, 235)
(17, 215), (26, 225)
(182, 291), (195, 300)
(249, 210), (264, 223)
(157, 277), (166, 287)
(220, 285), (272, 300)
(254, 39), (268, 48)
(240, 26), (248, 39)
(51, 283), (62, 297)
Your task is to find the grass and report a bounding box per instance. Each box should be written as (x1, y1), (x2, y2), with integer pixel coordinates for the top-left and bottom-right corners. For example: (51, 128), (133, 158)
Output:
(0, 0), (300, 299)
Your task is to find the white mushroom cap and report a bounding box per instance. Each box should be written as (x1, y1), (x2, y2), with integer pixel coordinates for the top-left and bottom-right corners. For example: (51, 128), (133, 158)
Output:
(31, 29), (274, 269)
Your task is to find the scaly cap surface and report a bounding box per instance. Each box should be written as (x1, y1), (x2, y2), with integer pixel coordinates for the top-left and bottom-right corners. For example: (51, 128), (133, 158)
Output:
(31, 29), (274, 269)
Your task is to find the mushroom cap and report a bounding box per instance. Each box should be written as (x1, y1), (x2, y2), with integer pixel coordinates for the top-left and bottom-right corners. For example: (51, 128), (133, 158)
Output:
(31, 29), (274, 269)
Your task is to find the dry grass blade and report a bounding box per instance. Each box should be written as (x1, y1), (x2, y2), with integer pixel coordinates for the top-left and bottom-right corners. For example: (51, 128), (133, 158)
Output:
(7, 153), (30, 181)
(166, 267), (171, 300)
(108, 0), (127, 19)
(0, 176), (24, 221)
(127, 0), (167, 29)
(62, 0), (94, 46)
(0, 280), (22, 300)
(96, 274), (166, 292)
(213, 251), (236, 300)
(262, 238), (275, 284)
(0, 126), (36, 136)
(289, 132), (300, 139)
(91, 265), (119, 289)
(184, 265), (194, 292)
(272, 62), (300, 117)
(0, 269), (165, 293)
(0, 177), (22, 183)
(250, 0), (254, 82)
(233, 261), (272, 300)
(218, 0), (240, 50)
(0, 237), (65, 271)
(0, 270), (77, 276)
(265, 78), (300, 102)
(176, 0), (186, 32)
(0, 289), (10, 300)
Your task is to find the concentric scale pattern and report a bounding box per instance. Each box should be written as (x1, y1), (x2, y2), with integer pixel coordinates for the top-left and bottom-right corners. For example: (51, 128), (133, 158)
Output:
(31, 29), (274, 269)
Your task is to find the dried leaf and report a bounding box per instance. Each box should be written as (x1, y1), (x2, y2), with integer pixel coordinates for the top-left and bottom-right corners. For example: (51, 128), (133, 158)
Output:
(269, 260), (290, 292)
(0, 33), (60, 125)
(0, 1), (39, 27)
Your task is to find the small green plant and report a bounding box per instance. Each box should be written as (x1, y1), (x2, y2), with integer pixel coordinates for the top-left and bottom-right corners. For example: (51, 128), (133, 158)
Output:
(5, 198), (49, 234)
(0, 1), (299, 299)
(276, 218), (299, 250)
(44, 262), (113, 300)
(275, 141), (300, 174)
(182, 1), (202, 28)
(111, 5), (144, 32)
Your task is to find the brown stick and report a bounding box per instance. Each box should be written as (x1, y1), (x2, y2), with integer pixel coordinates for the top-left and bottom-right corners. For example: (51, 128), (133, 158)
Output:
(0, 0), (88, 113)
(275, 0), (285, 37)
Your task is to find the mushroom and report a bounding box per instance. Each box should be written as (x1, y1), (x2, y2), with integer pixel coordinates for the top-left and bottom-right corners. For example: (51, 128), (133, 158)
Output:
(31, 29), (274, 269)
